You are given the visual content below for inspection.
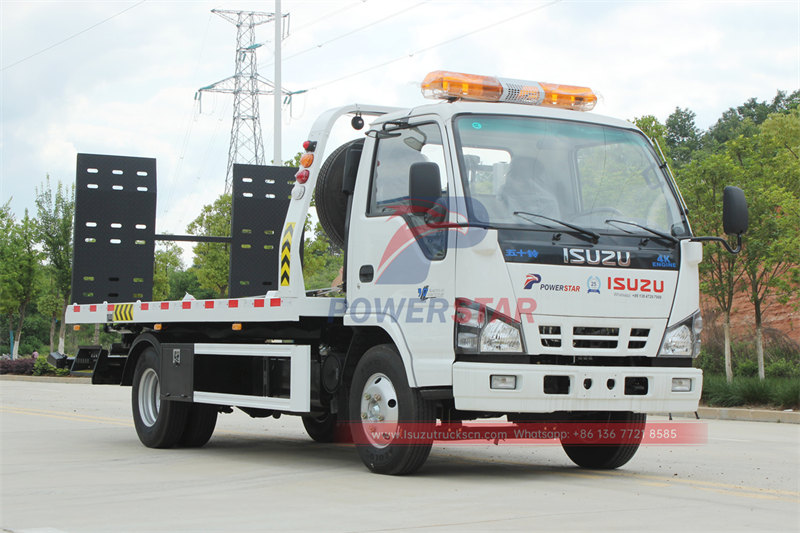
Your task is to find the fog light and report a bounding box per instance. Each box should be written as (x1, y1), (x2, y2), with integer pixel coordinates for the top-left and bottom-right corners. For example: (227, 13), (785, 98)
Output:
(490, 375), (517, 390)
(672, 377), (692, 392)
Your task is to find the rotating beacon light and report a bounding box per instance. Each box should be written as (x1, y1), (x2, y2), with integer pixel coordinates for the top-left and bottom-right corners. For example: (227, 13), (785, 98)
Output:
(421, 70), (597, 111)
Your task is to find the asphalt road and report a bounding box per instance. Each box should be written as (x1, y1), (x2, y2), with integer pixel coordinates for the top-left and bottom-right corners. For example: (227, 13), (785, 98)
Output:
(1, 377), (798, 532)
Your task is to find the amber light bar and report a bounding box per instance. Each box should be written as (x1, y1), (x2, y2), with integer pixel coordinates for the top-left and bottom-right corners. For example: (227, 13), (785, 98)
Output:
(421, 70), (597, 112)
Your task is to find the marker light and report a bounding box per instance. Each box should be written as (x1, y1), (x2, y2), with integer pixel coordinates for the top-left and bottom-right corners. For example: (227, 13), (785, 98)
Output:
(300, 153), (314, 168)
(302, 140), (317, 152)
(295, 169), (310, 183)
(421, 70), (597, 112)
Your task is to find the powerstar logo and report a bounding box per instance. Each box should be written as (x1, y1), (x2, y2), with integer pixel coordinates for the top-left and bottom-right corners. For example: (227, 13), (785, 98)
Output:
(652, 254), (677, 268)
(523, 274), (542, 289)
(563, 248), (631, 267)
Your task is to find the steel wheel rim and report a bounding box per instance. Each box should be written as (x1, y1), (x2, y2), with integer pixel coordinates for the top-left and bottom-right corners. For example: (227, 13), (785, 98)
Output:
(138, 368), (160, 427)
(359, 372), (399, 449)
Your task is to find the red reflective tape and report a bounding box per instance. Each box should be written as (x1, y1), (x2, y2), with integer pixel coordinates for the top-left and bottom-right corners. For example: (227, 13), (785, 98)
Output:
(228, 300), (239, 308)
(182, 301), (191, 309)
(89, 305), (97, 312)
(160, 302), (169, 310)
(141, 303), (149, 311)
(73, 306), (80, 312)
(270, 298), (281, 307)
(205, 301), (214, 309)
(254, 299), (265, 308)
(107, 305), (115, 312)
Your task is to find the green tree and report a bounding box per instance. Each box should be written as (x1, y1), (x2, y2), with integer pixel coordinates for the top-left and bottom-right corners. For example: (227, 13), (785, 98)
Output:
(187, 194), (231, 297)
(731, 113), (800, 379)
(303, 221), (344, 291)
(677, 153), (745, 382)
(36, 266), (64, 351)
(153, 242), (184, 300)
(0, 207), (41, 358)
(35, 177), (74, 353)
(665, 107), (701, 167)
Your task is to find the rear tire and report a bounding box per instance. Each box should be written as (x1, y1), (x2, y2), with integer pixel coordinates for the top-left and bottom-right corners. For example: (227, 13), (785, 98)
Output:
(179, 404), (218, 447)
(561, 411), (646, 469)
(302, 412), (339, 443)
(349, 344), (435, 475)
(131, 347), (189, 448)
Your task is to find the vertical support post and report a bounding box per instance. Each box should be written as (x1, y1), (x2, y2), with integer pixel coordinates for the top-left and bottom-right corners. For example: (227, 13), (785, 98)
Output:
(273, 0), (282, 165)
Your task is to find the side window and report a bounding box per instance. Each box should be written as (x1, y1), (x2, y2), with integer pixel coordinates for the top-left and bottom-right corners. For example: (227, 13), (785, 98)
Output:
(368, 123), (447, 216)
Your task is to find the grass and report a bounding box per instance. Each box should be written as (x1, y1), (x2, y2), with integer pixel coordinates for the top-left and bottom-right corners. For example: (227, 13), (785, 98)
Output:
(702, 375), (800, 409)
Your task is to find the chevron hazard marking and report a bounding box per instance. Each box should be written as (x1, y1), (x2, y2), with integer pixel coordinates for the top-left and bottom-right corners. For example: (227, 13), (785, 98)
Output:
(280, 223), (295, 286)
(112, 303), (134, 322)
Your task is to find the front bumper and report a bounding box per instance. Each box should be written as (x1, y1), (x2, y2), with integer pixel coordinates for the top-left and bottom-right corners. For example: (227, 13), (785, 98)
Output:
(453, 363), (702, 413)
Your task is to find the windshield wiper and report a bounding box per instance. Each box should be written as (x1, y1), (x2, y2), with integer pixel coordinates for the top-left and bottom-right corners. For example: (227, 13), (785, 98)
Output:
(605, 219), (678, 244)
(514, 211), (600, 243)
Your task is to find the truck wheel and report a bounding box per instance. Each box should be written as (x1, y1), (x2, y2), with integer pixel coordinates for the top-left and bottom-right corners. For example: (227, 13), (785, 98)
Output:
(131, 347), (189, 448)
(178, 404), (218, 447)
(349, 344), (435, 475)
(560, 411), (646, 469)
(302, 412), (339, 443)
(315, 138), (364, 250)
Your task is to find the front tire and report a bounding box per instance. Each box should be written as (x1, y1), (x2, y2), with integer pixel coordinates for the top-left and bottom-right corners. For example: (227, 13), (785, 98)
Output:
(561, 411), (646, 469)
(349, 344), (435, 475)
(131, 347), (189, 448)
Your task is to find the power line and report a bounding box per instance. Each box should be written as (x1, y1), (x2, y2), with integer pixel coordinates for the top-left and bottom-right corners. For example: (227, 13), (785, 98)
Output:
(308, 0), (562, 92)
(260, 0), (429, 69)
(1, 0), (147, 72)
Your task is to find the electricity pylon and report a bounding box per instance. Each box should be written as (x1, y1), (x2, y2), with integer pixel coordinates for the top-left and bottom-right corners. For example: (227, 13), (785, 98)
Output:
(197, 9), (290, 193)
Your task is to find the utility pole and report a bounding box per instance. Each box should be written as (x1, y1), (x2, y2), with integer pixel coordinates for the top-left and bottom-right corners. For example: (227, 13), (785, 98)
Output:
(197, 8), (290, 193)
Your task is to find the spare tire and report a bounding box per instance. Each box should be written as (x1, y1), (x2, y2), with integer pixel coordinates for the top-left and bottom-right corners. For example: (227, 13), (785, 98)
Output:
(315, 139), (364, 250)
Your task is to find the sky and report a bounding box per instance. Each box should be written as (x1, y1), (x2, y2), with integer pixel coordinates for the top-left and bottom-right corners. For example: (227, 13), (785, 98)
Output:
(1, 0), (798, 261)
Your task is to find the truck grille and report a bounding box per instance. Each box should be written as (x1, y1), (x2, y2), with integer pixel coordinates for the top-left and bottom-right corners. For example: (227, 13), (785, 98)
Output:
(538, 325), (651, 352)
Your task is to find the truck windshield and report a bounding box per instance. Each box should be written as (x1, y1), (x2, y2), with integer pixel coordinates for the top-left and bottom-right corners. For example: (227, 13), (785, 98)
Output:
(454, 115), (688, 238)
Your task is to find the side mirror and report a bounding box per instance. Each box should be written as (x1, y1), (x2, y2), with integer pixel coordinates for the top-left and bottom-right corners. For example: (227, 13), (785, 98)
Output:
(408, 162), (442, 213)
(722, 186), (748, 235)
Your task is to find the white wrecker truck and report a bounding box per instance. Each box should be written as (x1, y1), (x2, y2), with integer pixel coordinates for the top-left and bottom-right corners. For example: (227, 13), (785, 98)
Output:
(63, 71), (748, 474)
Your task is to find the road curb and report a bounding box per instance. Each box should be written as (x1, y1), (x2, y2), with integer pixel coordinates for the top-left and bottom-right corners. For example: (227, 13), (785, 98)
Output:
(1, 374), (92, 384)
(696, 406), (800, 424)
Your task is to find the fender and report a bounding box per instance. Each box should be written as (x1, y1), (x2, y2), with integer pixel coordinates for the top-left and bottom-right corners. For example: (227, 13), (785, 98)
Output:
(120, 332), (161, 386)
(343, 313), (418, 387)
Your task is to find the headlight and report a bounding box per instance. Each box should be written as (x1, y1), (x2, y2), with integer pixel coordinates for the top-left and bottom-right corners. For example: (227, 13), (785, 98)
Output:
(455, 299), (524, 354)
(659, 310), (702, 357)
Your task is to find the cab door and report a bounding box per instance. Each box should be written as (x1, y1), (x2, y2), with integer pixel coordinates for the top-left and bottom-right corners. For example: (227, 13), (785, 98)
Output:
(346, 119), (457, 386)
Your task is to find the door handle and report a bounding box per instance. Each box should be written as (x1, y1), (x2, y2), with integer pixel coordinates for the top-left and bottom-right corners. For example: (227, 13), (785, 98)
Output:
(359, 265), (374, 282)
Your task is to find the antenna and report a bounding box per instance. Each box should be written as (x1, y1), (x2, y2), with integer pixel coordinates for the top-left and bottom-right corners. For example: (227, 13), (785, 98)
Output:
(197, 9), (290, 193)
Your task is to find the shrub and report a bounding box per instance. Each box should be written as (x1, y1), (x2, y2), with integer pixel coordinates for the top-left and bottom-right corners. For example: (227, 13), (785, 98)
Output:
(32, 356), (57, 376)
(735, 359), (759, 377)
(765, 359), (800, 378)
(0, 357), (36, 375)
(701, 376), (800, 409)
(770, 380), (800, 409)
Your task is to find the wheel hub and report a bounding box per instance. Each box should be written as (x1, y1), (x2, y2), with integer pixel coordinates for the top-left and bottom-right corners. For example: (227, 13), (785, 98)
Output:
(360, 372), (398, 448)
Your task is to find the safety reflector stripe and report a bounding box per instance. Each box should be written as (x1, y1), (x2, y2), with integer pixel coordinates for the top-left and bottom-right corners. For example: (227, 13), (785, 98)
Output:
(280, 223), (295, 286)
(112, 303), (133, 322)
